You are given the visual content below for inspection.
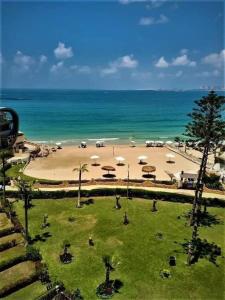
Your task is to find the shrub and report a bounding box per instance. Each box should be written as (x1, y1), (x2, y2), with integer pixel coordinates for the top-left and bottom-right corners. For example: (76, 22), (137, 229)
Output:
(0, 227), (15, 238)
(0, 239), (16, 252)
(0, 273), (38, 298)
(26, 245), (42, 261)
(5, 188), (225, 208)
(0, 254), (27, 272)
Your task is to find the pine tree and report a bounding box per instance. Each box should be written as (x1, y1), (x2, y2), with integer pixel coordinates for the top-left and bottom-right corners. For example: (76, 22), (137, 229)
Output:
(185, 91), (225, 264)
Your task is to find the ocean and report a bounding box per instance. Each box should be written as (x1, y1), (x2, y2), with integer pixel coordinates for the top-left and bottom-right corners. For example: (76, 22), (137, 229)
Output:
(0, 89), (214, 145)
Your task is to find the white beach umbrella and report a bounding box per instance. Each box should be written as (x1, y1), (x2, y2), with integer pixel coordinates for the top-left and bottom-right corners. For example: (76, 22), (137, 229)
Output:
(115, 156), (125, 165)
(166, 141), (173, 145)
(55, 142), (62, 146)
(166, 153), (175, 162)
(90, 155), (100, 165)
(138, 155), (148, 164)
(166, 153), (175, 158)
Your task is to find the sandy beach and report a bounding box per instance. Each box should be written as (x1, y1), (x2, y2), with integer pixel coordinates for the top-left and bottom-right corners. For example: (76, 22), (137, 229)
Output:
(24, 145), (201, 181)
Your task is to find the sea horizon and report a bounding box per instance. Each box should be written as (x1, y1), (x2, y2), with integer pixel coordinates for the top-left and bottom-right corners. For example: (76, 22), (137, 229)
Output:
(0, 89), (223, 145)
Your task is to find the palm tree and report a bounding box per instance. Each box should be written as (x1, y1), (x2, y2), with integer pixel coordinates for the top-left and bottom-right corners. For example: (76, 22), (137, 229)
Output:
(102, 255), (119, 288)
(16, 178), (33, 242)
(185, 91), (225, 264)
(73, 163), (88, 208)
(0, 149), (13, 207)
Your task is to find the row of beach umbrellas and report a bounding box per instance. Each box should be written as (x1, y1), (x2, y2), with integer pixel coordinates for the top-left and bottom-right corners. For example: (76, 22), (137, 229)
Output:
(90, 153), (175, 165)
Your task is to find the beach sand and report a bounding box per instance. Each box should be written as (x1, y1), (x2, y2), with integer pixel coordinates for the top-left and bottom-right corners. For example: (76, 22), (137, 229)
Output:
(24, 145), (201, 181)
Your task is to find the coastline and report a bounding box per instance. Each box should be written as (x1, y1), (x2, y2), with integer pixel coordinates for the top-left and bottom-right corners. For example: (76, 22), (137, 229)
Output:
(23, 144), (202, 181)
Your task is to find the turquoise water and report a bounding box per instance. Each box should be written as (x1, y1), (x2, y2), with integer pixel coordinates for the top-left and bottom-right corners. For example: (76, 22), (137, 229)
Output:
(0, 89), (212, 144)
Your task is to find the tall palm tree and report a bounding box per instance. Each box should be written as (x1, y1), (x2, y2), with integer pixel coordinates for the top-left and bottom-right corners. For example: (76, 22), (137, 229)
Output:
(16, 178), (33, 243)
(73, 163), (88, 208)
(102, 255), (119, 288)
(0, 149), (13, 207)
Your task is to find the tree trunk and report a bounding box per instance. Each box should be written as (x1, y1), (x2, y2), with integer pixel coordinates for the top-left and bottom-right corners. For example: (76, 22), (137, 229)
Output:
(105, 267), (110, 287)
(189, 143), (209, 226)
(24, 195), (29, 242)
(187, 143), (210, 265)
(77, 169), (81, 208)
(2, 157), (6, 207)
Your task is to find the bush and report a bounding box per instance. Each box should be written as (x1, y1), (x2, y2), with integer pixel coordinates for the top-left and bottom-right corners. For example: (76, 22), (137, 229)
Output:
(0, 239), (16, 252)
(0, 254), (27, 272)
(0, 227), (15, 238)
(26, 245), (42, 261)
(0, 272), (38, 298)
(5, 188), (225, 208)
(37, 180), (63, 185)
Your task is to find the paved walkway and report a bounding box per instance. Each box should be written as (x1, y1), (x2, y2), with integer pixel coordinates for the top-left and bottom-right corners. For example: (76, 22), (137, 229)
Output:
(6, 185), (225, 200)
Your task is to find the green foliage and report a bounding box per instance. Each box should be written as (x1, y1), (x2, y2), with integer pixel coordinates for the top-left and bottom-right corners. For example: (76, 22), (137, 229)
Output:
(26, 245), (42, 261)
(185, 90), (225, 147)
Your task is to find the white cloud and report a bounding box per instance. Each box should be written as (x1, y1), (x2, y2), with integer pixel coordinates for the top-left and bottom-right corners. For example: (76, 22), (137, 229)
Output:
(139, 14), (168, 26)
(155, 56), (169, 68)
(101, 54), (138, 76)
(202, 49), (225, 68)
(119, 0), (166, 7)
(77, 65), (92, 74)
(39, 55), (47, 64)
(196, 69), (220, 78)
(139, 17), (154, 25)
(14, 51), (35, 71)
(172, 54), (196, 67)
(180, 49), (188, 55)
(50, 61), (64, 74)
(175, 70), (183, 77)
(54, 42), (73, 60)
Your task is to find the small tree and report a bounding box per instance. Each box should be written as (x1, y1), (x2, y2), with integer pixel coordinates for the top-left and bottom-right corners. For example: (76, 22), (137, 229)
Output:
(102, 255), (119, 289)
(0, 149), (13, 207)
(16, 179), (33, 243)
(185, 91), (225, 264)
(73, 163), (88, 208)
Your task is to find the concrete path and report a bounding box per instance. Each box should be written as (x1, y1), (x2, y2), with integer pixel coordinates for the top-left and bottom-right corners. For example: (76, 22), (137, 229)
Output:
(6, 185), (225, 200)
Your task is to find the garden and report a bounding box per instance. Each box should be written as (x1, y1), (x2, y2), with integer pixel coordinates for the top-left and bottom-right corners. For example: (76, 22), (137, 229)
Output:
(10, 196), (225, 300)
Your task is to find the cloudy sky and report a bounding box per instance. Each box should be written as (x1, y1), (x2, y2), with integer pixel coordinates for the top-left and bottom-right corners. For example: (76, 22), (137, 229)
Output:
(1, 0), (224, 90)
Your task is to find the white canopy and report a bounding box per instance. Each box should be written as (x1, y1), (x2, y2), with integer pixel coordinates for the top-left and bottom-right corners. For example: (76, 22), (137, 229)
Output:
(166, 153), (175, 158)
(166, 141), (173, 145)
(115, 156), (125, 162)
(90, 155), (99, 160)
(138, 155), (148, 160)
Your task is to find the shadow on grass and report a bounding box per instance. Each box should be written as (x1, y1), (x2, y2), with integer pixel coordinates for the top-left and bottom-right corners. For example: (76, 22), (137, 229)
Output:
(80, 198), (95, 206)
(177, 238), (222, 266)
(180, 210), (223, 227)
(30, 231), (52, 244)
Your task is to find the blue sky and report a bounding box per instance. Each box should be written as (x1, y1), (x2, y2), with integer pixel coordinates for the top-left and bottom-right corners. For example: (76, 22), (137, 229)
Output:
(1, 0), (224, 90)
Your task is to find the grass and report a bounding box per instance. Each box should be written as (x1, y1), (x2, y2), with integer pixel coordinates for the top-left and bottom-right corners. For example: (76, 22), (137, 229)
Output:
(6, 163), (59, 183)
(0, 245), (26, 265)
(4, 280), (47, 300)
(14, 197), (225, 300)
(6, 164), (34, 182)
(0, 233), (24, 245)
(0, 261), (37, 291)
(0, 213), (14, 231)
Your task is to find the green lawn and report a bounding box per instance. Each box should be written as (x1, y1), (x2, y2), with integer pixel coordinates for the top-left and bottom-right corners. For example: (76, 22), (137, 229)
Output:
(4, 280), (47, 300)
(0, 245), (26, 265)
(14, 197), (225, 300)
(0, 233), (24, 245)
(0, 261), (37, 291)
(0, 213), (14, 231)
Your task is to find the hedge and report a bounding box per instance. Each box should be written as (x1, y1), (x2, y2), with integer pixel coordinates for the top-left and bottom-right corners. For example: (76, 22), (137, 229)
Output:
(0, 272), (39, 298)
(0, 240), (16, 252)
(0, 227), (15, 238)
(0, 254), (27, 272)
(5, 188), (225, 208)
